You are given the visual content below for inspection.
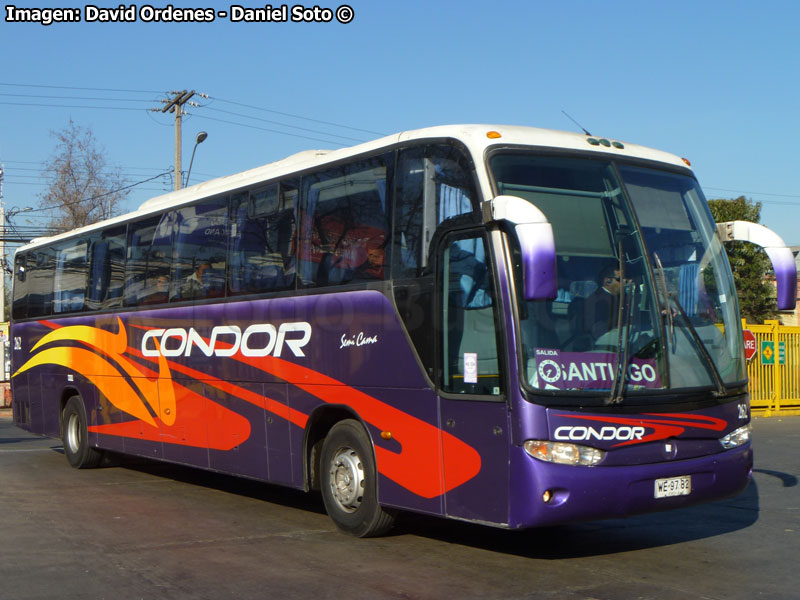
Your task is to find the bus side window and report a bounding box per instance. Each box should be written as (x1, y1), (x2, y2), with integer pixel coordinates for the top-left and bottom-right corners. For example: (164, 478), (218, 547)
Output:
(12, 254), (28, 320)
(392, 144), (480, 380)
(228, 181), (297, 296)
(125, 213), (175, 307)
(441, 233), (501, 396)
(87, 226), (126, 311)
(392, 144), (479, 279)
(25, 248), (56, 318)
(53, 239), (89, 314)
(173, 196), (229, 301)
(299, 156), (390, 288)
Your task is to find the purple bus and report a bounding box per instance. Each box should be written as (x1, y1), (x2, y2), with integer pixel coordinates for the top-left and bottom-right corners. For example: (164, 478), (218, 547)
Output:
(10, 125), (796, 536)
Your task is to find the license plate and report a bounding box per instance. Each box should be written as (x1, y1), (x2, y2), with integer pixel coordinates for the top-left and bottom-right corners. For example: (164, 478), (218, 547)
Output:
(654, 475), (691, 498)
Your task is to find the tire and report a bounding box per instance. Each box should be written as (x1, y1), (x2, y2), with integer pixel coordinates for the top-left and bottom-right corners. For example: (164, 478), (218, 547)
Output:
(320, 419), (396, 537)
(61, 396), (104, 469)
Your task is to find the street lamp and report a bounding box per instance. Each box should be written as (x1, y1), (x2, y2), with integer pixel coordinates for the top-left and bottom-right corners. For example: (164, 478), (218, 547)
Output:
(184, 131), (208, 188)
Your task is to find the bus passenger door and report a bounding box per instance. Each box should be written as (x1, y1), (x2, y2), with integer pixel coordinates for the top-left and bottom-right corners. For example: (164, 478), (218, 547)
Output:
(438, 230), (510, 525)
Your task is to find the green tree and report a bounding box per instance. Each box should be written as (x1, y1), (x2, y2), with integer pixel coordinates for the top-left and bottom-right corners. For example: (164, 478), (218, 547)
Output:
(707, 196), (777, 323)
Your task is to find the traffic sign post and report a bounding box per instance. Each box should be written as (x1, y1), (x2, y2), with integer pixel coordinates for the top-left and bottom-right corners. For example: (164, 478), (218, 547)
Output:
(743, 329), (757, 361)
(761, 341), (775, 365)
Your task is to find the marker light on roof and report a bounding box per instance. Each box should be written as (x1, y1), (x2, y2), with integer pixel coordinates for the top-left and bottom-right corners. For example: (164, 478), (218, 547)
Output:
(587, 138), (624, 149)
(682, 158), (692, 166)
(486, 131), (502, 139)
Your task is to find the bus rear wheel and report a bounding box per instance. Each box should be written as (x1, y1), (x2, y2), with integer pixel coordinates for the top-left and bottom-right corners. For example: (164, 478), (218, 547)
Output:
(320, 419), (396, 537)
(62, 396), (103, 469)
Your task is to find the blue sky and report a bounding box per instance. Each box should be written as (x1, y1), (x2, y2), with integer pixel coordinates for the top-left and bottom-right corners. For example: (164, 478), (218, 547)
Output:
(1, 0), (799, 246)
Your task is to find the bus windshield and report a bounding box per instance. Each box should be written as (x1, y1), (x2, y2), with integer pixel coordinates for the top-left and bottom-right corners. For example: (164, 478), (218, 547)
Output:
(490, 153), (745, 398)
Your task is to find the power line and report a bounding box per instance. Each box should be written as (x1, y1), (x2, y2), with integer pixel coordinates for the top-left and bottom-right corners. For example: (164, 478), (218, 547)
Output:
(0, 82), (163, 94)
(192, 114), (356, 147)
(2, 181), (173, 193)
(23, 171), (173, 214)
(0, 92), (155, 104)
(0, 101), (151, 112)
(1, 83), (383, 148)
(1, 102), (373, 145)
(5, 165), (190, 178)
(209, 95), (386, 136)
(1, 84), (383, 138)
(203, 106), (368, 143)
(704, 186), (800, 199)
(2, 161), (216, 178)
(4, 159), (170, 170)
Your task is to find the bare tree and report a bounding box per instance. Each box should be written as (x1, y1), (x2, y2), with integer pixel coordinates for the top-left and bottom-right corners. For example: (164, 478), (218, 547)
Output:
(39, 120), (128, 231)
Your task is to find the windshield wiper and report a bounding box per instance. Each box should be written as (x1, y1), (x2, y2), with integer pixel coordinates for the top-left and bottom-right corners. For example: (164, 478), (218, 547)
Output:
(607, 280), (634, 405)
(653, 252), (726, 397)
(664, 294), (727, 396)
(607, 240), (633, 405)
(653, 253), (674, 346)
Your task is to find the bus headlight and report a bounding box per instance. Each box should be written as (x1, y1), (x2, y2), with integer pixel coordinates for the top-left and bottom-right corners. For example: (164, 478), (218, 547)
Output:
(523, 440), (605, 466)
(719, 423), (752, 449)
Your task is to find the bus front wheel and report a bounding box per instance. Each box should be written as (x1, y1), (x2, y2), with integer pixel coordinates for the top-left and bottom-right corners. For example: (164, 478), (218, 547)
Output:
(320, 419), (396, 537)
(62, 396), (104, 469)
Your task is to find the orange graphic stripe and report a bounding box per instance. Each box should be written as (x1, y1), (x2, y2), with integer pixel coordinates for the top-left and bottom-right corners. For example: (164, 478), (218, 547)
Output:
(14, 346), (158, 427)
(25, 320), (482, 498)
(17, 320), (249, 448)
(89, 378), (251, 451)
(22, 318), (177, 426)
(132, 342), (481, 498)
(141, 350), (310, 429)
(232, 354), (481, 499)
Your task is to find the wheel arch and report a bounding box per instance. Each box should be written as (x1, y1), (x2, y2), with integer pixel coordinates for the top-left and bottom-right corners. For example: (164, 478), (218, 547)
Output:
(58, 386), (83, 438)
(303, 404), (371, 492)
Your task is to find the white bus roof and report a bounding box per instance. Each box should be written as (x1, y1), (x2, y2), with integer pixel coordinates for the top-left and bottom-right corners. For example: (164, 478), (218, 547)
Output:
(17, 124), (691, 253)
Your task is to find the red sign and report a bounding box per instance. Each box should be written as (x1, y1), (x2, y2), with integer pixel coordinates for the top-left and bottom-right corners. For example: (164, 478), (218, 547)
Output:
(743, 329), (757, 361)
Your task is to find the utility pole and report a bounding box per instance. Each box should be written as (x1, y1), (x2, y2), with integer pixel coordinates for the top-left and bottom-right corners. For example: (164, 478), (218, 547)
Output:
(160, 90), (196, 191)
(0, 165), (5, 382)
(0, 164), (5, 325)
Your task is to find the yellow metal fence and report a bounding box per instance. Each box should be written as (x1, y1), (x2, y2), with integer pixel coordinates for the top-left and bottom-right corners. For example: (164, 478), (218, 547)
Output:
(744, 319), (800, 416)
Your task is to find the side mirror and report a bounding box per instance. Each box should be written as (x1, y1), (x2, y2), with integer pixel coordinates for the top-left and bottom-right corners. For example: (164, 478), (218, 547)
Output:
(717, 220), (798, 310)
(483, 195), (557, 300)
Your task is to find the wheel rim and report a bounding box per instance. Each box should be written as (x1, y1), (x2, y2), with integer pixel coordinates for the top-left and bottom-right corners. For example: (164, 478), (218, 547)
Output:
(328, 446), (365, 513)
(66, 412), (81, 454)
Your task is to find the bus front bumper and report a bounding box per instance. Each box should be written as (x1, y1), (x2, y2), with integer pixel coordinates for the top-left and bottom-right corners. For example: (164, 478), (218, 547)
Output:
(507, 443), (753, 529)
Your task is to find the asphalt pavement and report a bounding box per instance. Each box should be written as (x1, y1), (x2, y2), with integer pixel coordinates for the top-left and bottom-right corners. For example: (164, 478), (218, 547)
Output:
(0, 409), (798, 600)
